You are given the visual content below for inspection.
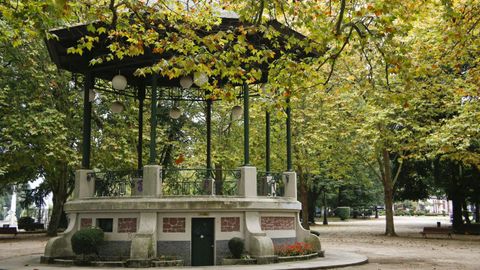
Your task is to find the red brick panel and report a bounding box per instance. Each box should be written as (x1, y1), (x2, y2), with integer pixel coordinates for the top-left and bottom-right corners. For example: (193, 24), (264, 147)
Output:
(80, 218), (92, 229)
(118, 218), (137, 233)
(261, 217), (295, 230)
(221, 217), (240, 232)
(163, 217), (186, 233)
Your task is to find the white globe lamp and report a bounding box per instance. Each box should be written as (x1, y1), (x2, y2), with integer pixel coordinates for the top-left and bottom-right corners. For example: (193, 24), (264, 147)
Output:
(112, 74), (127, 90)
(169, 107), (182, 119)
(231, 105), (243, 120)
(110, 101), (124, 113)
(179, 76), (194, 89)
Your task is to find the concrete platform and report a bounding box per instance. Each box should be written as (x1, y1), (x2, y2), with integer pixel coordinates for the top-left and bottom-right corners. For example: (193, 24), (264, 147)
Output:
(0, 249), (367, 270)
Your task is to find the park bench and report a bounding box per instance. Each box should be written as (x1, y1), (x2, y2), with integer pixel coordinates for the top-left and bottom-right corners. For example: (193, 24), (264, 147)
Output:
(0, 226), (18, 236)
(421, 227), (452, 238)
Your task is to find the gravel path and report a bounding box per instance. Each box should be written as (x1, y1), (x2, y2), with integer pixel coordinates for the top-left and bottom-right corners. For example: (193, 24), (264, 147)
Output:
(1, 216), (479, 269)
(312, 216), (480, 270)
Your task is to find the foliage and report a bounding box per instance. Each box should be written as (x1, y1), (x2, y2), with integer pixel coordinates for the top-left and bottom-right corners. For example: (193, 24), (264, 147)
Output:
(335, 207), (351, 221)
(228, 237), (244, 259)
(1, 0), (480, 238)
(71, 228), (104, 257)
(17, 216), (35, 231)
(274, 242), (316, 257)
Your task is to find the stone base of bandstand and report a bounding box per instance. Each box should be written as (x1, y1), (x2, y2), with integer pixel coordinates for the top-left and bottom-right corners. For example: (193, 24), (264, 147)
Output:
(43, 167), (323, 266)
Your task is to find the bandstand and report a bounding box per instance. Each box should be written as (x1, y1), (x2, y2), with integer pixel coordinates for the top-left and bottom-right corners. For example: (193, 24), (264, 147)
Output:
(42, 11), (321, 266)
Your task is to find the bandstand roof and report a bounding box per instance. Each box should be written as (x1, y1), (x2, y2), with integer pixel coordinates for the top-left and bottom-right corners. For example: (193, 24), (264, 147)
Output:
(46, 13), (313, 89)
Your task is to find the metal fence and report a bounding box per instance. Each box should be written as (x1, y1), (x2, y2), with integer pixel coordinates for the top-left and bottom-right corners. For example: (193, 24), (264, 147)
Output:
(162, 168), (240, 196)
(257, 171), (285, 197)
(89, 170), (143, 197)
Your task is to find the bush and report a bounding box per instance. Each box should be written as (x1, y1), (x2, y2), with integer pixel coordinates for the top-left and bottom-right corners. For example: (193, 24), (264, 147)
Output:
(228, 237), (244, 259)
(71, 228), (104, 258)
(336, 207), (350, 220)
(18, 216), (35, 231)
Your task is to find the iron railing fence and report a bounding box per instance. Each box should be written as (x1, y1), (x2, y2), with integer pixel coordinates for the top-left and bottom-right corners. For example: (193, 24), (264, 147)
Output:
(162, 168), (241, 196)
(257, 171), (285, 197)
(89, 170), (143, 197)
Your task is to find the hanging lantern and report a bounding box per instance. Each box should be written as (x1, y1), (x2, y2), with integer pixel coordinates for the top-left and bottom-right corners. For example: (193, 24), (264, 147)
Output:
(110, 101), (124, 113)
(179, 76), (194, 89)
(112, 74), (127, 90)
(231, 105), (243, 120)
(169, 107), (182, 119)
(193, 72), (208, 86)
(88, 89), (96, 102)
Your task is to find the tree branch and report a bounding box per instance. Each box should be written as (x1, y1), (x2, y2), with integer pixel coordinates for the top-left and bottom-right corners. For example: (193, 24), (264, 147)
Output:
(109, 0), (118, 27)
(255, 0), (265, 25)
(335, 0), (347, 35)
(376, 155), (386, 185)
(323, 27), (353, 85)
(392, 159), (403, 186)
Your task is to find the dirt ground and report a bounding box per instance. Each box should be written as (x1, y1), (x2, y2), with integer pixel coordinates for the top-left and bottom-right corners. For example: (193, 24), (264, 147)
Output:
(0, 216), (479, 269)
(312, 216), (480, 270)
(0, 233), (49, 261)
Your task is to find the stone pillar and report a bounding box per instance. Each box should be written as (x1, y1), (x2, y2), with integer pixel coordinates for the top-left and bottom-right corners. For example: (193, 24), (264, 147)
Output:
(42, 213), (77, 262)
(129, 212), (158, 266)
(244, 212), (275, 264)
(74, 169), (94, 199)
(295, 212), (323, 256)
(142, 165), (162, 197)
(239, 166), (257, 197)
(283, 171), (297, 199)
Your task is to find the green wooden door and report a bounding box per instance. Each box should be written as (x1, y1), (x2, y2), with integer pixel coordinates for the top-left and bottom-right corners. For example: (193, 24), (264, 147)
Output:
(191, 218), (214, 266)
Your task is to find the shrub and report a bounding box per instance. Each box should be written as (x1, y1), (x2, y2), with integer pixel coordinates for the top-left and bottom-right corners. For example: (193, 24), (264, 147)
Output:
(18, 216), (35, 231)
(228, 237), (244, 259)
(274, 242), (316, 256)
(71, 228), (104, 259)
(336, 207), (350, 220)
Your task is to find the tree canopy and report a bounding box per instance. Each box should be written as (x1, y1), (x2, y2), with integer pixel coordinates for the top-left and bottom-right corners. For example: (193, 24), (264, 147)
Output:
(1, 0), (480, 235)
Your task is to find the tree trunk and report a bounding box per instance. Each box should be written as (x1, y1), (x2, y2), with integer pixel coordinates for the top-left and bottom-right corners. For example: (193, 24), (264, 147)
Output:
(383, 184), (396, 236)
(462, 202), (471, 225)
(46, 163), (69, 236)
(308, 190), (319, 224)
(475, 203), (479, 223)
(298, 167), (309, 229)
(381, 149), (397, 236)
(451, 195), (464, 232)
(323, 190), (328, 225)
(47, 194), (65, 236)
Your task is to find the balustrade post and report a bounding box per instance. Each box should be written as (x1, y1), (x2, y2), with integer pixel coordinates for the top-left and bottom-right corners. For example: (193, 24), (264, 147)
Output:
(283, 171), (297, 198)
(74, 169), (95, 199)
(142, 165), (162, 197)
(239, 166), (257, 197)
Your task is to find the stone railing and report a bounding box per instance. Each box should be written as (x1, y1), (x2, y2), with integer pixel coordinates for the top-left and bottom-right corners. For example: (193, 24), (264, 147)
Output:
(74, 166), (297, 199)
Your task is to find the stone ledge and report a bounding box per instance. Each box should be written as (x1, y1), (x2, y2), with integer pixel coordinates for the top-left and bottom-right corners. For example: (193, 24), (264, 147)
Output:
(151, 259), (184, 267)
(64, 197), (301, 212)
(222, 258), (257, 265)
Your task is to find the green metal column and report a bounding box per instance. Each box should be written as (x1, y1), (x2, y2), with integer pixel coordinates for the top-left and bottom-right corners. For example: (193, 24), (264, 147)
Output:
(81, 73), (93, 169)
(137, 84), (145, 170)
(266, 111), (271, 174)
(206, 94), (212, 174)
(286, 97), (292, 171)
(243, 83), (250, 165)
(149, 75), (158, 164)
